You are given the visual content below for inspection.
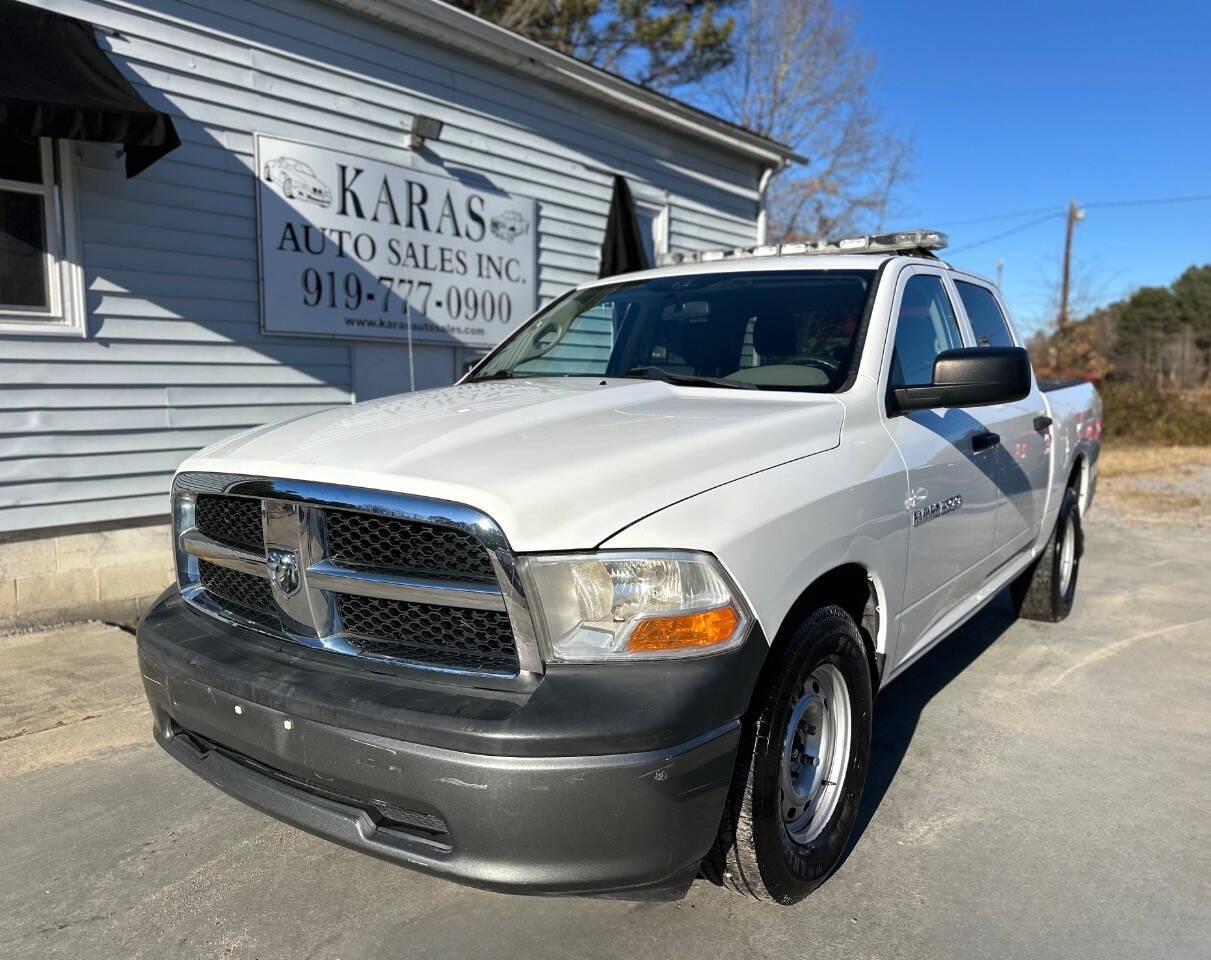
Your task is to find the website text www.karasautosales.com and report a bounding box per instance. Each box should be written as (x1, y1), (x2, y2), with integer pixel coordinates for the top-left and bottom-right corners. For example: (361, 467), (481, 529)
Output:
(343, 316), (487, 338)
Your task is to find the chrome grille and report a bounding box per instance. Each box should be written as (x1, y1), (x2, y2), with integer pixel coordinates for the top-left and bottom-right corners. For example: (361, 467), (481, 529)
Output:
(195, 495), (264, 555)
(324, 508), (495, 581)
(172, 474), (540, 681)
(198, 559), (279, 624)
(337, 594), (518, 673)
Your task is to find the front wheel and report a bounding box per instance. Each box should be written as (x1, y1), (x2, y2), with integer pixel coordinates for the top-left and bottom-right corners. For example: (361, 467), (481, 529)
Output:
(702, 605), (873, 904)
(1011, 486), (1083, 622)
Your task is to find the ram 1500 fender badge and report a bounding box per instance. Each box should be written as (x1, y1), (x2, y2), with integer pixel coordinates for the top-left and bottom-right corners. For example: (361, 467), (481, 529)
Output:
(267, 549), (300, 596)
(913, 494), (963, 527)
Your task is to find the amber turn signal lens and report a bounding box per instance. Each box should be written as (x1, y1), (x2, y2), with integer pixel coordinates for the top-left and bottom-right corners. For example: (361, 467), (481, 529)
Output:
(625, 605), (740, 653)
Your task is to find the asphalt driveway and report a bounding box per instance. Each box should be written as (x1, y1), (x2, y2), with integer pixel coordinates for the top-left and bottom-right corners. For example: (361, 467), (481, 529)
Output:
(2, 515), (1208, 960)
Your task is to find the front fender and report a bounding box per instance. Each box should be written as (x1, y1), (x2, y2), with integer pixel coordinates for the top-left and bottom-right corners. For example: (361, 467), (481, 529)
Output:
(600, 422), (909, 664)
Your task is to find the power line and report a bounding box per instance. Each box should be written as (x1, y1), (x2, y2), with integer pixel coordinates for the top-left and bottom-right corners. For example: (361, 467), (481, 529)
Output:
(947, 212), (1064, 255)
(938, 192), (1211, 230)
(1084, 193), (1211, 209)
(944, 191), (1211, 258)
(941, 206), (1063, 227)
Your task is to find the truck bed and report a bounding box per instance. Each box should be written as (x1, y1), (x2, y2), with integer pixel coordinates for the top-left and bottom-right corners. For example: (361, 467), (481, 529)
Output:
(1041, 379), (1103, 521)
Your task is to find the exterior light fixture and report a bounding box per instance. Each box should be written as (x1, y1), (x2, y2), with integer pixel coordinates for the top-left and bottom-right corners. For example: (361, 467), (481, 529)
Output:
(409, 114), (444, 149)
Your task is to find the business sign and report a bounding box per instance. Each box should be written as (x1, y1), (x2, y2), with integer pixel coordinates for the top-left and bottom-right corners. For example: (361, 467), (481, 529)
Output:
(254, 134), (536, 347)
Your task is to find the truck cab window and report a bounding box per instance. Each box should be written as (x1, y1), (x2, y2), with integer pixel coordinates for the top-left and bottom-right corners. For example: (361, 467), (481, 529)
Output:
(889, 274), (962, 387)
(955, 280), (1014, 347)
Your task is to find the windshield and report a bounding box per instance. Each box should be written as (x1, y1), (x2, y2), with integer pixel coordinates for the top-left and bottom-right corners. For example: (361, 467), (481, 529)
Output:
(470, 269), (875, 392)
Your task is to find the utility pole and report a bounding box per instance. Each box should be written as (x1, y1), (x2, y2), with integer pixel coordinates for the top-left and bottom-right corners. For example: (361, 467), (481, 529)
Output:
(1058, 199), (1085, 329)
(995, 258), (1004, 288)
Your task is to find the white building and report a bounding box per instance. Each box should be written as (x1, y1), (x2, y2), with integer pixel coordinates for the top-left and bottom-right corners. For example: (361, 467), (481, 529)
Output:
(0, 0), (796, 625)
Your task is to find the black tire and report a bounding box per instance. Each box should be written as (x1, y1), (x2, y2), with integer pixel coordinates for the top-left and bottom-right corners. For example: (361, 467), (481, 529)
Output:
(1011, 486), (1083, 622)
(702, 605), (873, 904)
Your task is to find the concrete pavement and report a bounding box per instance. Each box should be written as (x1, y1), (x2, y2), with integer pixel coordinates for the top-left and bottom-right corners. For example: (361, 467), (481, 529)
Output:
(2, 516), (1209, 960)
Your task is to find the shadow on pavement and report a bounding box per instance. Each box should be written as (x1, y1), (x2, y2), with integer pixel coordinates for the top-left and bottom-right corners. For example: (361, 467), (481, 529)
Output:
(843, 590), (1020, 859)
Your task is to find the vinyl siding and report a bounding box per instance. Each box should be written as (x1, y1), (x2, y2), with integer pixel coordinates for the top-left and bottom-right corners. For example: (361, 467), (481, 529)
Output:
(0, 0), (764, 534)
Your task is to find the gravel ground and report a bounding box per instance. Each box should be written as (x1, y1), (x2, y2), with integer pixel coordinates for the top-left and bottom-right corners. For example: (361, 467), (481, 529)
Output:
(2, 489), (1210, 960)
(1094, 446), (1211, 531)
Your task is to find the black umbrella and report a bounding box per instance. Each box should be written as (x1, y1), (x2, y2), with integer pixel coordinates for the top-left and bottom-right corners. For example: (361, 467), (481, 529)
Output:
(598, 175), (650, 278)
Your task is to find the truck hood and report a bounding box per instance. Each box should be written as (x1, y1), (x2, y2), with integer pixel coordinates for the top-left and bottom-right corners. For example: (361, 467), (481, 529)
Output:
(180, 378), (844, 551)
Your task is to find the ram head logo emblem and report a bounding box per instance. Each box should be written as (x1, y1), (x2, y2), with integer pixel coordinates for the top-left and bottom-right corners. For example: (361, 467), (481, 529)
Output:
(267, 549), (300, 597)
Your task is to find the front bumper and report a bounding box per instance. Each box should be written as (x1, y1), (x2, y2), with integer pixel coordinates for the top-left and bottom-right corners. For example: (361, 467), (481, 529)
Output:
(137, 589), (765, 897)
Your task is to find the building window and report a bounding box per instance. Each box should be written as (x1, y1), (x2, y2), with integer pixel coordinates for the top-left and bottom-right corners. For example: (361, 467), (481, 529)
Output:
(0, 137), (83, 335)
(634, 202), (668, 265)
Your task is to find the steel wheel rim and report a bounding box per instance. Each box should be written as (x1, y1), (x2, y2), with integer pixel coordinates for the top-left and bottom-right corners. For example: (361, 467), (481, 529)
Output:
(779, 662), (852, 845)
(1058, 513), (1076, 596)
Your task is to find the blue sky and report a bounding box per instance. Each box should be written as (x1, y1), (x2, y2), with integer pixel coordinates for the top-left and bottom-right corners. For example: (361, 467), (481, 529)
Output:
(839, 0), (1211, 334)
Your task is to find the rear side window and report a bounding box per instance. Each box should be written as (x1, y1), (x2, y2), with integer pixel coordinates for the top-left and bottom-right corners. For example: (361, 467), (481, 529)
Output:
(955, 280), (1014, 348)
(889, 274), (963, 387)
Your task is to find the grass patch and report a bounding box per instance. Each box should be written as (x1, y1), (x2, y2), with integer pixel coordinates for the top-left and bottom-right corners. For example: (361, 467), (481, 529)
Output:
(1096, 445), (1211, 528)
(1113, 487), (1204, 513)
(1098, 446), (1211, 479)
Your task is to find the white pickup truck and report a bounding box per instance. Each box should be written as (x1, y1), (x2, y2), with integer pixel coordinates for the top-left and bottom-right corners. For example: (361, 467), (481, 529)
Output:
(138, 230), (1101, 906)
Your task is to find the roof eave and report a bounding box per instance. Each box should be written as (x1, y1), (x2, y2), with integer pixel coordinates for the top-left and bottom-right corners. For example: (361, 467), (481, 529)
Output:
(325, 0), (803, 168)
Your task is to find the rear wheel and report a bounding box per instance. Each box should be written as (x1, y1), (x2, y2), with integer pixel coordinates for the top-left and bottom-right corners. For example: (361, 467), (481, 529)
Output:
(1011, 486), (1083, 622)
(702, 605), (873, 904)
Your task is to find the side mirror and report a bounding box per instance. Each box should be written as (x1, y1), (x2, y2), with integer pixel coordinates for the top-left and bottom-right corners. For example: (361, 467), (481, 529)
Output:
(891, 346), (1031, 413)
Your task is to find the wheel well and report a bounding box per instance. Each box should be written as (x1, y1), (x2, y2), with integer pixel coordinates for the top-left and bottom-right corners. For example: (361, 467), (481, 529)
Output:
(770, 564), (882, 687)
(1067, 455), (1086, 509)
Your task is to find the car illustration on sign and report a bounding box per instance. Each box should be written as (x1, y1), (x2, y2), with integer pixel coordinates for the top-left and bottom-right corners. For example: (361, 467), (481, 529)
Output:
(263, 156), (332, 207)
(490, 210), (530, 242)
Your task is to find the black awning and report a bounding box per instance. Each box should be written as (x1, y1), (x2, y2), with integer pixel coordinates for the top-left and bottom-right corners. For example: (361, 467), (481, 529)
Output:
(599, 175), (650, 278)
(0, 0), (180, 177)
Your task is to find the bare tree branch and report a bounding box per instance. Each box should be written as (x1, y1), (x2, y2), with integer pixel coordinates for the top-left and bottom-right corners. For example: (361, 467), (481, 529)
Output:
(701, 0), (912, 240)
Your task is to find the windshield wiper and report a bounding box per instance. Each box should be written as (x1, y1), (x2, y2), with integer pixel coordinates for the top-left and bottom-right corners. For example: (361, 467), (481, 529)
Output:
(624, 366), (757, 390)
(470, 368), (514, 381)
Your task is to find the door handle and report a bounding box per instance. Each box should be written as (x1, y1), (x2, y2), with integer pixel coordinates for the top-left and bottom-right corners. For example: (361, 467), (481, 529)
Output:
(971, 431), (1000, 452)
(1033, 415), (1053, 433)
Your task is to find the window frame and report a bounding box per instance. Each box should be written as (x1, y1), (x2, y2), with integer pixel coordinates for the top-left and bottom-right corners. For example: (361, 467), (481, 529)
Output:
(633, 200), (669, 264)
(0, 139), (85, 337)
(950, 275), (1021, 349)
(878, 263), (972, 416)
(883, 267), (967, 391)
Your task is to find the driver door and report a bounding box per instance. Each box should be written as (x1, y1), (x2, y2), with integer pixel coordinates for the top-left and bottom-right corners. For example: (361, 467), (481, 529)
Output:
(882, 268), (1000, 666)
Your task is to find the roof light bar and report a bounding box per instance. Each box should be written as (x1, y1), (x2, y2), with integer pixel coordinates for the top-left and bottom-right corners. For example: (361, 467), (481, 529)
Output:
(656, 229), (948, 267)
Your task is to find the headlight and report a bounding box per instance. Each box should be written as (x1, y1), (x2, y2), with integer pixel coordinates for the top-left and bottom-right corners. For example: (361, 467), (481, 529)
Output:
(172, 488), (199, 588)
(522, 551), (751, 662)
